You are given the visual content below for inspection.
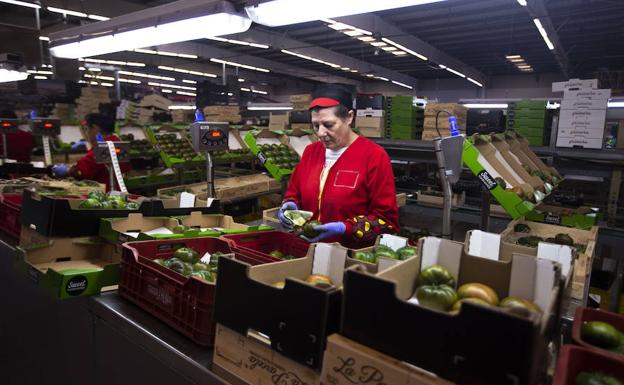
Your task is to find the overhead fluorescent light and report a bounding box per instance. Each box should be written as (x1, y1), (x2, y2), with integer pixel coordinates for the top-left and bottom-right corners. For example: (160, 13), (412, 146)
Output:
(161, 89), (172, 93)
(608, 101), (624, 108)
(505, 55), (521, 59)
(381, 46), (397, 51)
(366, 74), (375, 78)
(445, 67), (466, 78)
(382, 38), (427, 60)
(240, 87), (251, 92)
(247, 103), (293, 111)
(210, 58), (270, 73)
(463, 103), (508, 109)
(0, 0), (40, 9)
(205, 36), (270, 49)
(118, 70), (175, 81)
(370, 41), (387, 47)
(252, 89), (268, 95)
(82, 58), (145, 67)
(343, 30), (364, 37)
(245, 0), (447, 27)
(148, 82), (195, 91)
(84, 74), (115, 81)
(182, 79), (197, 84)
(100, 82), (114, 87)
(27, 70), (53, 75)
(467, 77), (483, 87)
(391, 80), (413, 89)
(392, 51), (408, 56)
(517, 0), (527, 5)
(88, 14), (110, 21)
(358, 36), (375, 42)
(350, 69), (358, 73)
(533, 18), (555, 50)
(340, 67), (350, 71)
(238, 78), (245, 82)
(47, 6), (87, 18)
(118, 78), (141, 84)
(39, 36), (50, 42)
(328, 22), (350, 31)
(168, 105), (195, 110)
(516, 65), (532, 69)
(89, 81), (99, 85)
(176, 91), (196, 97)
(376, 76), (389, 81)
(157, 65), (217, 78)
(33, 75), (47, 80)
(132, 48), (198, 59)
(50, 1), (251, 58)
(509, 58), (525, 63)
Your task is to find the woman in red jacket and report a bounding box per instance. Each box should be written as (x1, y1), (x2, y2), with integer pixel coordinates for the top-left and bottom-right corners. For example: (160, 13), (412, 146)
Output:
(279, 85), (399, 248)
(52, 113), (131, 191)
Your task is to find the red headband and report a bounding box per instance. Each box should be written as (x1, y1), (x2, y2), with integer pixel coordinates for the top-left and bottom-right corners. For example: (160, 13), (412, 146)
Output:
(309, 97), (341, 109)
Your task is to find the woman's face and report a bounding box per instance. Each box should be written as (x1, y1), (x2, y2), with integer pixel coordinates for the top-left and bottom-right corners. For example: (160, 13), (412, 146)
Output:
(311, 107), (355, 151)
(83, 122), (100, 145)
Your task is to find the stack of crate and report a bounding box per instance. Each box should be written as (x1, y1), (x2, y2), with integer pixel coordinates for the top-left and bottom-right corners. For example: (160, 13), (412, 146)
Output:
(384, 96), (423, 140)
(75, 87), (111, 120)
(422, 103), (467, 141)
(506, 100), (547, 146)
(203, 105), (241, 123)
(52, 103), (76, 125)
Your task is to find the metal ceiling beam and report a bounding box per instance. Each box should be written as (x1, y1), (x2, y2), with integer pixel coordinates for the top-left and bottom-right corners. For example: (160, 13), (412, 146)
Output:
(524, 0), (569, 78)
(332, 13), (487, 85)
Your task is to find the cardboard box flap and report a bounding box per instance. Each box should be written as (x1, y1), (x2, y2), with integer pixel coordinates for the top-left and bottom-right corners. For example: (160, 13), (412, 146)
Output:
(289, 135), (313, 157)
(508, 253), (559, 311)
(420, 237), (463, 285)
(536, 243), (574, 278)
(312, 243), (348, 286)
(378, 234), (408, 250)
(467, 230), (501, 261)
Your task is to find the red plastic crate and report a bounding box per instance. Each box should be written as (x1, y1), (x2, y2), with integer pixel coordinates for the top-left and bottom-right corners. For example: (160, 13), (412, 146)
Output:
(220, 231), (311, 261)
(572, 307), (624, 361)
(119, 237), (276, 346)
(553, 345), (624, 385)
(0, 194), (22, 240)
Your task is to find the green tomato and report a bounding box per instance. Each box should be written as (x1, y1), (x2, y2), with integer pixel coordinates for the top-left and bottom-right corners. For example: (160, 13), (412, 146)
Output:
(87, 191), (106, 202)
(582, 321), (622, 349)
(191, 270), (215, 282)
(126, 201), (139, 210)
(354, 251), (376, 264)
(80, 198), (102, 209)
(419, 265), (455, 287)
(416, 284), (458, 312)
(397, 246), (417, 261)
(173, 247), (199, 264)
(192, 262), (209, 272)
(164, 257), (182, 268)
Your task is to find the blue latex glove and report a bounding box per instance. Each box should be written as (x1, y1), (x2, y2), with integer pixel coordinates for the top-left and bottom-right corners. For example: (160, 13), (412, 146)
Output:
(278, 201), (298, 228)
(306, 222), (346, 243)
(51, 164), (70, 177)
(96, 133), (104, 142)
(71, 139), (86, 149)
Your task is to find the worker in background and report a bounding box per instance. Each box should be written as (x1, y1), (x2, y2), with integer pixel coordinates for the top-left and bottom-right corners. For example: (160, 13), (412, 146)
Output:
(279, 84), (399, 248)
(0, 109), (35, 163)
(52, 113), (131, 190)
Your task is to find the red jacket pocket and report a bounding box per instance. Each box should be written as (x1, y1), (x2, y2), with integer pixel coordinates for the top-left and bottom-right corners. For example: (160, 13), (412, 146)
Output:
(333, 170), (359, 188)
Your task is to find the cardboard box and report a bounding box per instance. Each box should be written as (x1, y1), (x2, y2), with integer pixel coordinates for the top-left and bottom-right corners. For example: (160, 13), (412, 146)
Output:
(563, 88), (611, 101)
(356, 109), (384, 117)
(416, 191), (466, 207)
(552, 78), (598, 92)
(560, 98), (608, 111)
(556, 136), (604, 149)
(491, 134), (546, 193)
(358, 126), (385, 138)
(15, 236), (120, 299)
(290, 94), (312, 103)
(356, 116), (384, 129)
(559, 111), (606, 128)
(321, 334), (455, 385)
(244, 129), (296, 181)
(504, 131), (561, 180)
(348, 234), (411, 273)
(525, 204), (598, 230)
(214, 243), (350, 369)
(341, 236), (562, 385)
(213, 324), (321, 385)
(617, 121), (624, 149)
(287, 127), (318, 157)
(424, 103), (468, 119)
(557, 127), (604, 139)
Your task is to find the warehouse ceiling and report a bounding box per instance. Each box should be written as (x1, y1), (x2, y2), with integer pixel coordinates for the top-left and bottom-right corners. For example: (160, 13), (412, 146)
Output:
(1, 0), (623, 89)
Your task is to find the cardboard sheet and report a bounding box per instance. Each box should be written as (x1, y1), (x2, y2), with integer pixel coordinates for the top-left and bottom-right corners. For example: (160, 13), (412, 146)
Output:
(289, 135), (312, 157)
(59, 125), (84, 144)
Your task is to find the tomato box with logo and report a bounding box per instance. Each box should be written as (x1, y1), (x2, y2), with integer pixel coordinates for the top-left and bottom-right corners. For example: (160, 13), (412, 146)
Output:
(341, 236), (562, 385)
(15, 236), (120, 299)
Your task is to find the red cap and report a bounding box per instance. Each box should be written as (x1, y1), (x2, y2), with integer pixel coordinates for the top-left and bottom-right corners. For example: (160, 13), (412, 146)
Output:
(309, 97), (341, 109)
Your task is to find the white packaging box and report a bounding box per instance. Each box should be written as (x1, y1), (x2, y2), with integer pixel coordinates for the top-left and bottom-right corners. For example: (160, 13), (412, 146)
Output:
(563, 89), (612, 101)
(556, 136), (603, 149)
(557, 127), (605, 138)
(552, 78), (598, 92)
(356, 109), (384, 117)
(560, 98), (608, 111)
(558, 111), (606, 128)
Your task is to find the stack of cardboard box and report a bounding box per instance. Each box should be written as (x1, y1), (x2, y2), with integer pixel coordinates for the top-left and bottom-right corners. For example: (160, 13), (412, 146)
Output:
(202, 105), (241, 123)
(506, 100), (548, 146)
(290, 94), (312, 111)
(52, 103), (76, 125)
(171, 109), (194, 124)
(269, 112), (289, 130)
(115, 100), (139, 123)
(385, 96), (423, 140)
(553, 79), (610, 149)
(355, 109), (385, 138)
(422, 103), (467, 141)
(137, 94), (172, 125)
(75, 87), (110, 120)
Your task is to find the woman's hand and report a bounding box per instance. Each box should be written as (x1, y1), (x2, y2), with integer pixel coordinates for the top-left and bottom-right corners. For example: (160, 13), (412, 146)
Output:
(278, 201), (298, 228)
(305, 222), (346, 242)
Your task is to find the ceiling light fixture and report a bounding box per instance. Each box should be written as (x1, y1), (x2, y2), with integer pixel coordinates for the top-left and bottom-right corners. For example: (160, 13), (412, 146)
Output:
(517, 0), (527, 6)
(118, 78), (141, 84)
(168, 105), (196, 110)
(381, 38), (428, 60)
(238, 78), (245, 82)
(81, 58), (146, 67)
(205, 36), (270, 49)
(131, 48), (198, 59)
(118, 70), (175, 81)
(39, 36), (50, 41)
(182, 79), (197, 84)
(608, 101), (624, 108)
(176, 91), (196, 96)
(148, 81), (195, 91)
(210, 58), (270, 73)
(391, 80), (413, 89)
(467, 77), (483, 87)
(47, 6), (87, 18)
(157, 65), (217, 78)
(247, 103), (293, 111)
(88, 14), (110, 21)
(0, 0), (40, 9)
(49, 1), (251, 58)
(33, 75), (47, 80)
(161, 89), (172, 93)
(244, 0), (448, 27)
(533, 18), (555, 50)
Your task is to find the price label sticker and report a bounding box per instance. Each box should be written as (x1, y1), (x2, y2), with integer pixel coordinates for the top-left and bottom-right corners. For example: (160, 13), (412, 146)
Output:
(107, 141), (128, 193)
(42, 136), (52, 166)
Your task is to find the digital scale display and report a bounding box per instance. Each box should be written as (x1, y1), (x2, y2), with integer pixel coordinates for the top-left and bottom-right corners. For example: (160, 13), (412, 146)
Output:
(30, 118), (61, 136)
(190, 122), (229, 152)
(0, 119), (19, 134)
(94, 141), (131, 164)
